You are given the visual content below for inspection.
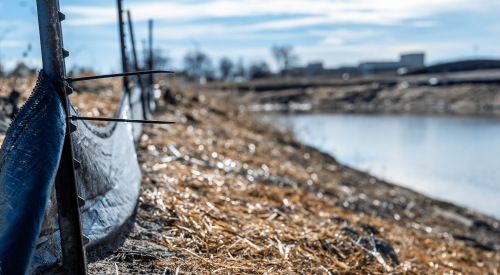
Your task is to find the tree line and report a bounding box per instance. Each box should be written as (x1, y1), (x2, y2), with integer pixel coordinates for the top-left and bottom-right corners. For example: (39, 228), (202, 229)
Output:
(181, 45), (298, 83)
(0, 40), (298, 83)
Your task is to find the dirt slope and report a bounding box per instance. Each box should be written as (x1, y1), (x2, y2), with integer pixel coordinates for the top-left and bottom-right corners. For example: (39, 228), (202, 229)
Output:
(1, 75), (499, 274)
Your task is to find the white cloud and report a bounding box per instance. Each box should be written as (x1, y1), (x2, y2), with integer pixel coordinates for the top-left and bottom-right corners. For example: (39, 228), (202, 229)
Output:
(153, 24), (303, 40)
(2, 58), (42, 71)
(412, 21), (438, 27)
(309, 29), (380, 45)
(65, 0), (497, 29)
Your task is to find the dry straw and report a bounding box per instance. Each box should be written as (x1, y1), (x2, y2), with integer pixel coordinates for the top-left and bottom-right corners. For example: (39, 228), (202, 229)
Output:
(1, 75), (499, 274)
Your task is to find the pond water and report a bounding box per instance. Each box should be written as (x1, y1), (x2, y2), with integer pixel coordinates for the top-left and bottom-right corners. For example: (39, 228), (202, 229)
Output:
(272, 113), (500, 218)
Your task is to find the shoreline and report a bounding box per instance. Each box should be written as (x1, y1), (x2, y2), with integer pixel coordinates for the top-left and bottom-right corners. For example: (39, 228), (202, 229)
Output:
(251, 108), (500, 118)
(85, 84), (500, 274)
(198, 69), (500, 120)
(256, 110), (500, 220)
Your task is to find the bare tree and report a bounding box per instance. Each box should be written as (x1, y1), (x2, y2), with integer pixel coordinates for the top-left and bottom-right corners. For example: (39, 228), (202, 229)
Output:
(233, 58), (246, 82)
(219, 57), (234, 81)
(183, 50), (213, 83)
(271, 45), (298, 77)
(141, 45), (170, 71)
(151, 48), (170, 70)
(249, 61), (271, 79)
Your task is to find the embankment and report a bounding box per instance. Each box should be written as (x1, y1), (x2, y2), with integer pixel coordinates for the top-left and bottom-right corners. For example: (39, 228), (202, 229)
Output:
(92, 80), (500, 274)
(1, 75), (499, 274)
(200, 69), (500, 116)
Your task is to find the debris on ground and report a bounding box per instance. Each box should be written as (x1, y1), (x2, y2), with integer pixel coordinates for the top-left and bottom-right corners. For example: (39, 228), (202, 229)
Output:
(1, 74), (500, 274)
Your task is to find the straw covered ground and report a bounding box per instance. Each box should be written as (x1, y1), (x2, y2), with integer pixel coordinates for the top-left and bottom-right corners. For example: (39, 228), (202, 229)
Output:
(1, 74), (500, 274)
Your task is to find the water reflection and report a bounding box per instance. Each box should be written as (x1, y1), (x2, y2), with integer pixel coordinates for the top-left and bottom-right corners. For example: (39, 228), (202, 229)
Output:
(274, 113), (500, 218)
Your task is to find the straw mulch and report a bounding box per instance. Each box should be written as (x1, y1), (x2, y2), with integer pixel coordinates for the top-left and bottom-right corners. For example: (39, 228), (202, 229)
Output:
(1, 75), (499, 274)
(130, 82), (500, 274)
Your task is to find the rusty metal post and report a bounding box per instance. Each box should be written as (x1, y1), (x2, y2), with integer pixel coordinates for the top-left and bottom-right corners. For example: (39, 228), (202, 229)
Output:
(127, 10), (150, 119)
(35, 0), (87, 274)
(127, 10), (140, 74)
(117, 0), (129, 85)
(117, 0), (133, 116)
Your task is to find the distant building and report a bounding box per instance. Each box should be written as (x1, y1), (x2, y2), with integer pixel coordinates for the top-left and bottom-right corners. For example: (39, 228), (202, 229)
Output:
(286, 52), (425, 78)
(307, 62), (324, 77)
(280, 53), (500, 78)
(359, 53), (425, 75)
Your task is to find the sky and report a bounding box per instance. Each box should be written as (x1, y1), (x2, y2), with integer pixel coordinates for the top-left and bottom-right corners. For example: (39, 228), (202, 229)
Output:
(1, 0), (500, 73)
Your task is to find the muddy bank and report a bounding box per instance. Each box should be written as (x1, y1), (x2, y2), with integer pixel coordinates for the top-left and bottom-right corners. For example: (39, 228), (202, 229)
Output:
(199, 69), (500, 116)
(246, 83), (500, 115)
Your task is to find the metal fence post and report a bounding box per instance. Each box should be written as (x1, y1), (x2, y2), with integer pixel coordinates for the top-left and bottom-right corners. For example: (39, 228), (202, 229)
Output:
(36, 0), (87, 274)
(127, 10), (140, 74)
(117, 0), (129, 85)
(127, 10), (150, 119)
(148, 19), (154, 84)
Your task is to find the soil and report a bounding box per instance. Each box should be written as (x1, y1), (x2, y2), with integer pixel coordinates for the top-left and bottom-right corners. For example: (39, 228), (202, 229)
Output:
(1, 74), (500, 274)
(84, 82), (500, 274)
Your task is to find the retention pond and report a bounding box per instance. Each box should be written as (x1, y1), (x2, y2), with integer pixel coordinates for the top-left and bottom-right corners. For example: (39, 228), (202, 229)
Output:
(270, 113), (500, 219)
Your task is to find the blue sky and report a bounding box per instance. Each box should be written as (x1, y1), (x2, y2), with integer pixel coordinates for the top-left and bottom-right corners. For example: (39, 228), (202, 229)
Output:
(1, 0), (500, 73)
